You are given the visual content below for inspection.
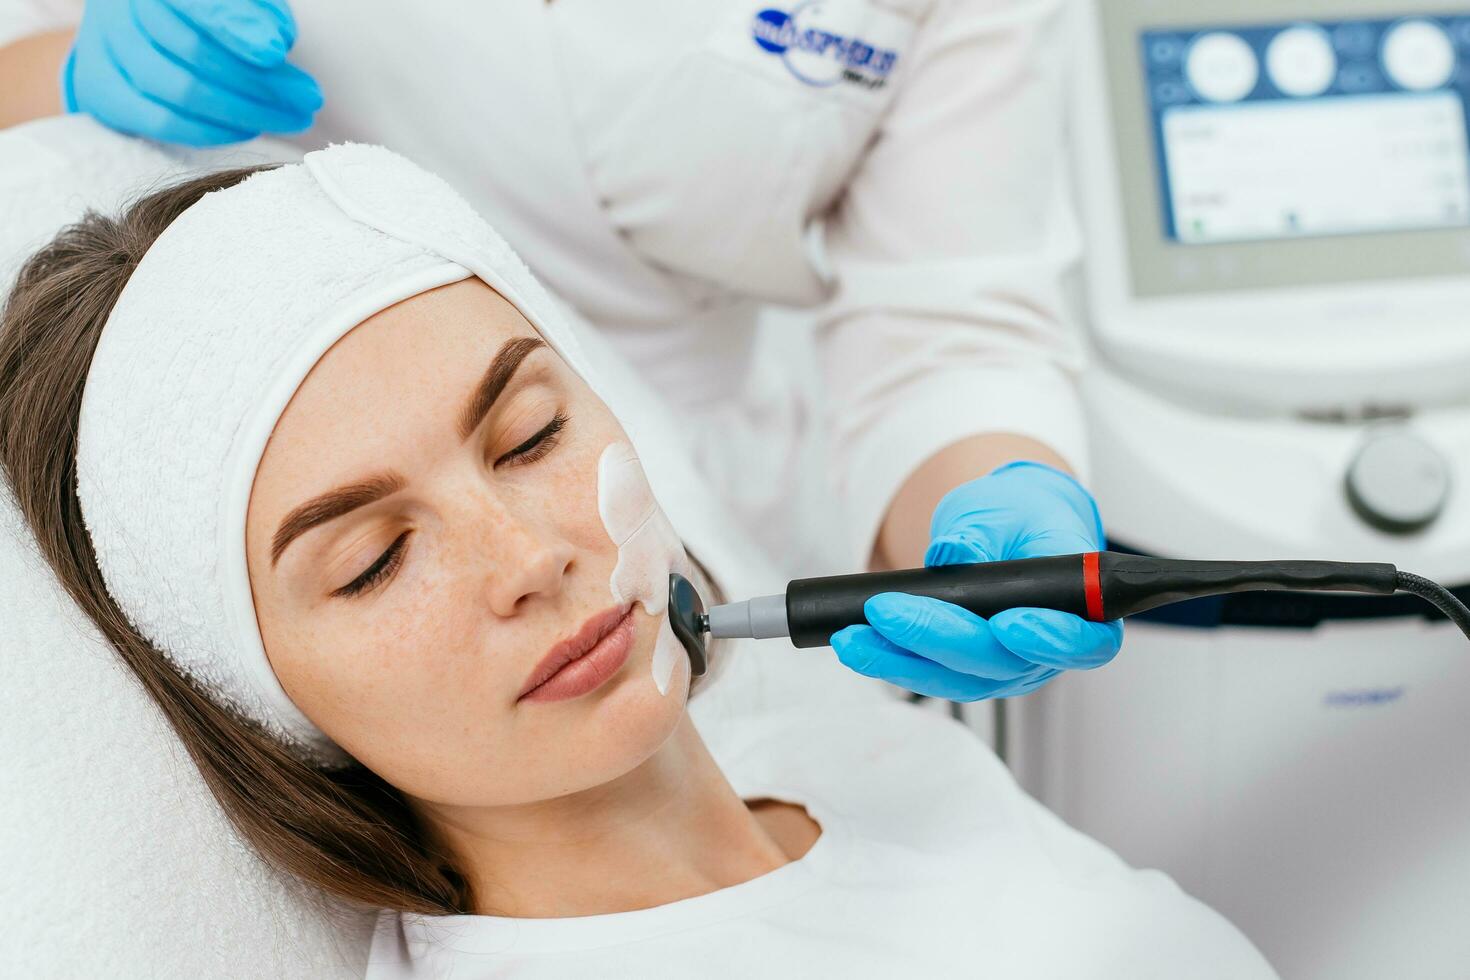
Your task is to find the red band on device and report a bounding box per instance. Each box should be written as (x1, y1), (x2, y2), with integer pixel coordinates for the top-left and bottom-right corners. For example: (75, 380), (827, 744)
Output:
(1082, 552), (1103, 621)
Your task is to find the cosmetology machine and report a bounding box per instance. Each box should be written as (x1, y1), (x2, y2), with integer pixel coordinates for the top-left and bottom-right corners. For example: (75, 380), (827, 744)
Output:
(1018, 1), (1470, 976)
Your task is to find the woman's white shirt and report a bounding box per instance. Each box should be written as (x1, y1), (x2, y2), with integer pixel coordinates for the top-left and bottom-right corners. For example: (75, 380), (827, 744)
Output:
(0, 0), (1091, 576)
(366, 701), (1278, 979)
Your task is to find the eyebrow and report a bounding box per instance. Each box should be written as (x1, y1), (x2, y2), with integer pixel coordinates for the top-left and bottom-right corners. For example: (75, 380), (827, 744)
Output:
(456, 336), (546, 442)
(270, 335), (548, 568)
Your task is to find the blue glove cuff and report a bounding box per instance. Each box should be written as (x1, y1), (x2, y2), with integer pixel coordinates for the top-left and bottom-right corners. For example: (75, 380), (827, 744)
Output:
(984, 459), (1107, 546)
(988, 458), (1075, 486)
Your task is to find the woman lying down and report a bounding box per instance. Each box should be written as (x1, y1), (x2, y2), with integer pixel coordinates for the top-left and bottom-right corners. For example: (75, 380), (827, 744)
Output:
(0, 144), (1276, 979)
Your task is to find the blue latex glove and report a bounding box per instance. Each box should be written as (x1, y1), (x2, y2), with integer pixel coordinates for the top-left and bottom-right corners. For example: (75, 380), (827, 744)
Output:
(831, 460), (1125, 701)
(63, 0), (322, 146)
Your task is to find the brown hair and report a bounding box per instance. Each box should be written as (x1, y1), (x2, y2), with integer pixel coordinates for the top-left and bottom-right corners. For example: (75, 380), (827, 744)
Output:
(0, 164), (723, 918)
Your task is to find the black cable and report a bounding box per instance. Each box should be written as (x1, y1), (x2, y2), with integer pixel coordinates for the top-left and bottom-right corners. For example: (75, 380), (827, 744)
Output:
(1395, 571), (1470, 641)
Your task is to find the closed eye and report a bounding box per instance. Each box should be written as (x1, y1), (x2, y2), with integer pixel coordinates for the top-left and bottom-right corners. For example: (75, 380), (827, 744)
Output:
(495, 411), (567, 468)
(333, 529), (410, 599)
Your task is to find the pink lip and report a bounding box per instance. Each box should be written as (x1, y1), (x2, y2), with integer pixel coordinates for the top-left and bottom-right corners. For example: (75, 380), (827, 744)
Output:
(517, 603), (636, 703)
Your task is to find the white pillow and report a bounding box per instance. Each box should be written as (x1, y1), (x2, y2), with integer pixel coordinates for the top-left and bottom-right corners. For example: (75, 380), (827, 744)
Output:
(0, 115), (374, 980)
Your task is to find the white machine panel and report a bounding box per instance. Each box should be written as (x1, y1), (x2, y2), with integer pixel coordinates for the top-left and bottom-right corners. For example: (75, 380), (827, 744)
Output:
(1048, 4), (1470, 978)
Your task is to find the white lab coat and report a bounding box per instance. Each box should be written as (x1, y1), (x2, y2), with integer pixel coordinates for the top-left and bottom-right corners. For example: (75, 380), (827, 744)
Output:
(1, 0), (1089, 578)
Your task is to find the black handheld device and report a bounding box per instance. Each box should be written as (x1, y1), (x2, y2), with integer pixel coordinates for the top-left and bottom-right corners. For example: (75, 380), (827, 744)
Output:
(666, 552), (1470, 672)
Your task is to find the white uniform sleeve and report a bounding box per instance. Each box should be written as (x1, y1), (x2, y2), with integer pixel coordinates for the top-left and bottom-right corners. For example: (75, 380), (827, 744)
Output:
(0, 0), (80, 51)
(814, 0), (1090, 570)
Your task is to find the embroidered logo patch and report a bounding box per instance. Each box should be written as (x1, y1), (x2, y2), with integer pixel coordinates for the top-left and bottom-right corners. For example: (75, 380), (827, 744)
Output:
(750, 2), (900, 89)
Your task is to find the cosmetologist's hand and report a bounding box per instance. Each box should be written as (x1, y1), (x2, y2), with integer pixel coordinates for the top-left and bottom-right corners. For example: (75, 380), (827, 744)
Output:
(64, 0), (320, 146)
(830, 460), (1125, 701)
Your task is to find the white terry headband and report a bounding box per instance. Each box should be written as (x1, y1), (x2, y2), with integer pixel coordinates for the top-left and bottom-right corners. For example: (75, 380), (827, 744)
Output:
(75, 143), (626, 769)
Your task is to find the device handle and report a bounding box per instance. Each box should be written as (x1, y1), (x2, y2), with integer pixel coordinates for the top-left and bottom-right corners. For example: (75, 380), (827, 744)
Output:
(782, 552), (1401, 649)
(785, 554), (1088, 649)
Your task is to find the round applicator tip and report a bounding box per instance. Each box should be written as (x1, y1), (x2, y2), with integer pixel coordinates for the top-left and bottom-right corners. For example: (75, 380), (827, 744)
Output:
(667, 573), (708, 676)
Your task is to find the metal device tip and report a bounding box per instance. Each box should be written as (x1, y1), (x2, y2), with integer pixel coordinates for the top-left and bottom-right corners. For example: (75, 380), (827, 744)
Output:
(666, 573), (708, 676)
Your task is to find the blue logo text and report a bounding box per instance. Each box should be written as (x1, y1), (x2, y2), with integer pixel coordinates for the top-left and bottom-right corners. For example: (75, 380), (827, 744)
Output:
(751, 4), (899, 89)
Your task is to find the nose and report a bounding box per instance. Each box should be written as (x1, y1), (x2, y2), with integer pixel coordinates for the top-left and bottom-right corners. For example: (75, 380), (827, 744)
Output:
(479, 506), (576, 618)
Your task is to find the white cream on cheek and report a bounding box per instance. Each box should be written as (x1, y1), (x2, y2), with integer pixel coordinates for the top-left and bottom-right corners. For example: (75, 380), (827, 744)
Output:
(596, 441), (691, 696)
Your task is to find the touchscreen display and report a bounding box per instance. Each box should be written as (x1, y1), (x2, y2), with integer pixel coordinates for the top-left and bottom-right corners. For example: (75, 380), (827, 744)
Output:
(1141, 17), (1470, 245)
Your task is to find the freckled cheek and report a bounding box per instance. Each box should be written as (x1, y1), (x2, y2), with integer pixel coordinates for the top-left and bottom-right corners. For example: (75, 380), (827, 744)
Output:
(555, 448), (622, 553)
(296, 594), (485, 734)
(368, 565), (481, 662)
(502, 473), (615, 568)
(349, 537), (603, 700)
(292, 559), (458, 664)
(570, 503), (617, 557)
